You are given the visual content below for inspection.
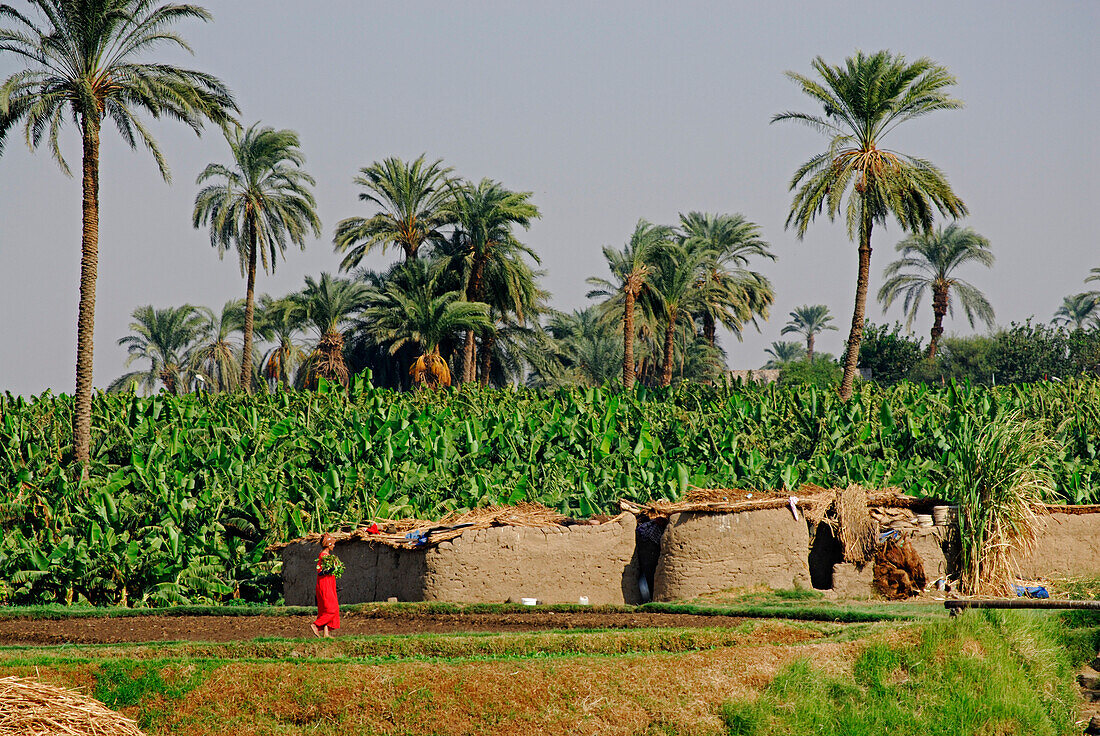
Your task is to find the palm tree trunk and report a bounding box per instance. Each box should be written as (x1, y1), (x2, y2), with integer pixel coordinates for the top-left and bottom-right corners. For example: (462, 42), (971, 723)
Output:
(839, 213), (873, 401)
(73, 116), (101, 471)
(623, 289), (637, 389)
(928, 285), (948, 359)
(661, 311), (677, 387)
(807, 333), (815, 363)
(703, 312), (716, 348)
(462, 330), (477, 384)
(239, 219), (258, 392)
(462, 255), (488, 383)
(478, 333), (495, 387)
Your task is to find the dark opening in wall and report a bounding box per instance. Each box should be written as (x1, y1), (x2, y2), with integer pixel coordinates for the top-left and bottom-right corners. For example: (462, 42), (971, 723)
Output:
(807, 520), (843, 589)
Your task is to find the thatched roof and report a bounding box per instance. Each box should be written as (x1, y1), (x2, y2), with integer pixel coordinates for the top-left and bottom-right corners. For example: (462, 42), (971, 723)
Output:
(269, 502), (627, 552)
(619, 485), (943, 519)
(0, 676), (145, 736)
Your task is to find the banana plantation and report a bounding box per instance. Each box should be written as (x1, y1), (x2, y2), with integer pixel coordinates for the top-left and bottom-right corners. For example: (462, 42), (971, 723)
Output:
(3, 378), (1100, 606)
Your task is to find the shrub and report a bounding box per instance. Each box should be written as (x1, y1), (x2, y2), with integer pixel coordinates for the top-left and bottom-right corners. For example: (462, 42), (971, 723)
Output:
(778, 358), (842, 389)
(857, 322), (924, 385)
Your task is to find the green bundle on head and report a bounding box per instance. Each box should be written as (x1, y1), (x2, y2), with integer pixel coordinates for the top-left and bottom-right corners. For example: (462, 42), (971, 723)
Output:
(320, 555), (344, 578)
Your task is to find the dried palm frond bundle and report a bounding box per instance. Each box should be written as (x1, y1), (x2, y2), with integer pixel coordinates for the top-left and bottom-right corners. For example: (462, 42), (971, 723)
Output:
(804, 485), (880, 563)
(0, 676), (145, 736)
(409, 350), (451, 388)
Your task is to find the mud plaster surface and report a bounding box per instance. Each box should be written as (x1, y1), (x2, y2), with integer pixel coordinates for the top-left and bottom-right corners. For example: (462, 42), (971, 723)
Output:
(283, 515), (641, 606)
(653, 508), (811, 601)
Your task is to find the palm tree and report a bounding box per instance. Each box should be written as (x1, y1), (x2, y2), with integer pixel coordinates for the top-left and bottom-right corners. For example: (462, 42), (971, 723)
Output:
(762, 341), (807, 369)
(440, 178), (540, 383)
(0, 1), (236, 466)
(644, 243), (708, 387)
(193, 124), (321, 392)
(678, 212), (775, 347)
(291, 274), (371, 389)
(1054, 293), (1099, 331)
(877, 224), (995, 358)
(333, 154), (453, 268)
(108, 305), (205, 394)
(528, 309), (623, 388)
(475, 255), (550, 387)
(360, 260), (491, 388)
(773, 51), (967, 399)
(189, 300), (244, 392)
(257, 295), (308, 390)
(781, 305), (837, 363)
(586, 221), (675, 388)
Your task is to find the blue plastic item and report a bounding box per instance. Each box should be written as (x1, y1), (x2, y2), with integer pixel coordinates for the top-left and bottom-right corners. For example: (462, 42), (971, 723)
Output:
(1013, 584), (1049, 599)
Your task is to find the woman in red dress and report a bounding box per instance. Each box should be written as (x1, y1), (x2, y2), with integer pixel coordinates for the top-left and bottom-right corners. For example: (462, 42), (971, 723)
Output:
(311, 533), (340, 637)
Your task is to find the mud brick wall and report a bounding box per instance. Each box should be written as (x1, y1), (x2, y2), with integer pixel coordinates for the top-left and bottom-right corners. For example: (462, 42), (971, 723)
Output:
(281, 514), (642, 606)
(424, 515), (641, 604)
(281, 541), (427, 606)
(652, 508), (810, 601)
(1019, 512), (1100, 578)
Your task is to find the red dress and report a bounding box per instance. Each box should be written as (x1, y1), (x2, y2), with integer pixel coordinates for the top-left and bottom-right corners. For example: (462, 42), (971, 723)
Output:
(313, 550), (341, 629)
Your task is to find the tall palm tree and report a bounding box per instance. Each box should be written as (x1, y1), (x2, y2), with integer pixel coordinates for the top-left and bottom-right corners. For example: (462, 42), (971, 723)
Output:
(877, 224), (995, 358)
(1054, 293), (1099, 331)
(678, 212), (775, 347)
(762, 341), (807, 369)
(360, 260), (491, 388)
(291, 274), (370, 389)
(189, 300), (244, 392)
(773, 51), (967, 399)
(257, 295), (307, 390)
(586, 221), (674, 388)
(440, 178), (540, 383)
(0, 1), (236, 466)
(644, 243), (708, 387)
(193, 124), (321, 392)
(333, 154), (453, 269)
(108, 305), (205, 394)
(781, 305), (837, 363)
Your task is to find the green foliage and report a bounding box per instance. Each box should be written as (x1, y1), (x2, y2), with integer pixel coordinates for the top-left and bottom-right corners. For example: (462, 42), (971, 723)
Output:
(991, 321), (1070, 383)
(5, 379), (1100, 605)
(857, 322), (924, 385)
(936, 335), (997, 384)
(948, 413), (1053, 594)
(778, 358), (841, 388)
(717, 611), (1085, 735)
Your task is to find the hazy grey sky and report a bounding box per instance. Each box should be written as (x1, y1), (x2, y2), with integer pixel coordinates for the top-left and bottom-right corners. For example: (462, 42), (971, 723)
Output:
(1, 0), (1097, 396)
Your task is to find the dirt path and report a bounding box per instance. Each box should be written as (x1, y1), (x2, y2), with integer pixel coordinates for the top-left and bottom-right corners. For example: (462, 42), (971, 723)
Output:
(0, 610), (776, 645)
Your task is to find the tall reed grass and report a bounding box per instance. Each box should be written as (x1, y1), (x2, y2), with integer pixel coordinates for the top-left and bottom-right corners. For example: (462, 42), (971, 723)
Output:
(950, 413), (1053, 595)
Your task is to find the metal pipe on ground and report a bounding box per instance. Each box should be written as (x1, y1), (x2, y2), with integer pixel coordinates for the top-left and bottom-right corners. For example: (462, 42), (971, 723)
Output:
(945, 599), (1100, 616)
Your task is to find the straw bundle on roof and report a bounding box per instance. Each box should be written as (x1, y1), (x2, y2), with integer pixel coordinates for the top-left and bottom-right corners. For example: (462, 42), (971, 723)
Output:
(0, 676), (145, 736)
(270, 502), (582, 551)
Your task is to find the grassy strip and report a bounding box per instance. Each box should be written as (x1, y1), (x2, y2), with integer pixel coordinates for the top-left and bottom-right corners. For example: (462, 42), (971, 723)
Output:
(3, 611), (1093, 735)
(713, 610), (1098, 736)
(0, 598), (939, 623)
(0, 620), (842, 665)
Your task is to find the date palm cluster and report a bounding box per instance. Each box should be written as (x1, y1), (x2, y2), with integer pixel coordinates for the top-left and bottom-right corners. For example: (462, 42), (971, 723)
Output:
(0, 1), (1000, 461)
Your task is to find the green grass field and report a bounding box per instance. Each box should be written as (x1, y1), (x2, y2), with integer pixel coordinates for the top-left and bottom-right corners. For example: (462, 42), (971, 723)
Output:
(1, 597), (1096, 735)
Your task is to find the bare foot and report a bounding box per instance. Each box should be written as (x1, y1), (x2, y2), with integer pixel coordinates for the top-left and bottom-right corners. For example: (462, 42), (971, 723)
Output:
(310, 623), (321, 638)
(323, 626), (332, 638)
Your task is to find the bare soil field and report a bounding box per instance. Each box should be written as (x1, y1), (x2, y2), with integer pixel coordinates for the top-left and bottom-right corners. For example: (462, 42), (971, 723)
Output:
(0, 609), (770, 645)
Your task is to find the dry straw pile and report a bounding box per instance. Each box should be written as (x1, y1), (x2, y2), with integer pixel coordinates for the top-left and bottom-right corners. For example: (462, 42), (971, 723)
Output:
(0, 676), (145, 736)
(272, 502), (595, 550)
